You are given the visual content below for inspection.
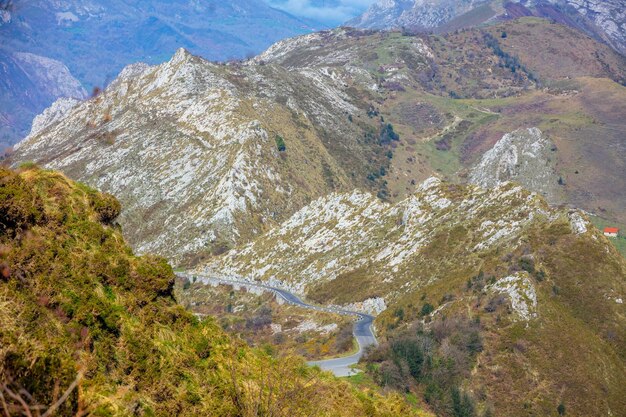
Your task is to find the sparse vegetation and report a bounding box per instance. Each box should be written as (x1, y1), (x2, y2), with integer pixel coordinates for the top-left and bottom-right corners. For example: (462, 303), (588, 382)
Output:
(483, 33), (537, 82)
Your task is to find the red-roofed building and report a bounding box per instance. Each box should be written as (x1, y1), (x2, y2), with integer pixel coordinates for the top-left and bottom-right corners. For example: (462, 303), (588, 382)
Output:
(604, 227), (619, 237)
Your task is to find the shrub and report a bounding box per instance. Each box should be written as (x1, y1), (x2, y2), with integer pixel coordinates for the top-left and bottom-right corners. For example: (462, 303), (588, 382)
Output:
(379, 123), (400, 144)
(451, 387), (477, 417)
(131, 255), (175, 300)
(519, 255), (535, 274)
(420, 303), (434, 317)
(0, 168), (44, 235)
(275, 135), (286, 152)
(335, 323), (354, 352)
(246, 305), (272, 330)
(91, 192), (121, 224)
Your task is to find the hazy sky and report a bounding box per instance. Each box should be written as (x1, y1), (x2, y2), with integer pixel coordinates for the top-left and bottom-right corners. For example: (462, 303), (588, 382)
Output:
(266, 0), (376, 25)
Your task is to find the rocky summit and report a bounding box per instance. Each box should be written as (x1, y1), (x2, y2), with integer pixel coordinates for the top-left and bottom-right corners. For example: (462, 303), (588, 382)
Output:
(12, 46), (372, 264)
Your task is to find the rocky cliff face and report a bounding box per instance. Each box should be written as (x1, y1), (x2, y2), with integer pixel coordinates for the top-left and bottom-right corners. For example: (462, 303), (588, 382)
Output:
(348, 0), (492, 30)
(469, 127), (563, 204)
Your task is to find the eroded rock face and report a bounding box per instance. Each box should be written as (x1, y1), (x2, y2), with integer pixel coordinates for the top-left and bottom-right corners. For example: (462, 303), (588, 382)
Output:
(533, 0), (626, 56)
(489, 272), (538, 321)
(25, 97), (82, 138)
(12, 53), (87, 101)
(0, 51), (86, 152)
(469, 128), (564, 204)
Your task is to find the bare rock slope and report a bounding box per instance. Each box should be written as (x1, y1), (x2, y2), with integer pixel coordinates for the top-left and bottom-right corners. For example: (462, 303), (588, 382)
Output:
(469, 127), (563, 204)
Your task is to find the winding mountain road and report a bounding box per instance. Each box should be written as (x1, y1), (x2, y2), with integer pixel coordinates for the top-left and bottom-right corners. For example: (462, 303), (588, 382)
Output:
(179, 273), (378, 377)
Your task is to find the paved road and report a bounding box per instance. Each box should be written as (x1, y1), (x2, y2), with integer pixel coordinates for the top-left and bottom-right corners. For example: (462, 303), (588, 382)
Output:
(179, 273), (378, 377)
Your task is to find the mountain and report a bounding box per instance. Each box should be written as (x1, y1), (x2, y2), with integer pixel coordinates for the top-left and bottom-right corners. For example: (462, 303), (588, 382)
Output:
(348, 0), (491, 30)
(0, 50), (87, 154)
(348, 0), (626, 56)
(195, 177), (626, 416)
(0, 165), (424, 416)
(11, 45), (387, 265)
(12, 17), (626, 265)
(0, 0), (321, 149)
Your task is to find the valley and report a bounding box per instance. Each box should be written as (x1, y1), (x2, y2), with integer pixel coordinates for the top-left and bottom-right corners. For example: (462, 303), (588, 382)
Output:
(2, 5), (625, 416)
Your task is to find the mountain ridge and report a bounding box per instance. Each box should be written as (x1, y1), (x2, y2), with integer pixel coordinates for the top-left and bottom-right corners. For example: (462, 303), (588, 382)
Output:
(349, 0), (626, 56)
(0, 0), (323, 149)
(194, 175), (626, 416)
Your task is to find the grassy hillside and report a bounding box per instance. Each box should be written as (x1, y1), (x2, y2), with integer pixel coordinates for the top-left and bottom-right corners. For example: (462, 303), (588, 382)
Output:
(589, 215), (626, 258)
(0, 166), (427, 416)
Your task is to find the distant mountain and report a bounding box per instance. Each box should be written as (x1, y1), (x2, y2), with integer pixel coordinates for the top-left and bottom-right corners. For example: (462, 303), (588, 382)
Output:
(0, 0), (321, 149)
(0, 50), (87, 154)
(348, 0), (490, 30)
(348, 0), (626, 56)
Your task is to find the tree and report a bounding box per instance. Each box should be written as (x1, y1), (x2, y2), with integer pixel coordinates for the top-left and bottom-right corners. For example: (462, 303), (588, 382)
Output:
(557, 402), (566, 415)
(420, 303), (434, 317)
(379, 123), (400, 144)
(451, 387), (476, 417)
